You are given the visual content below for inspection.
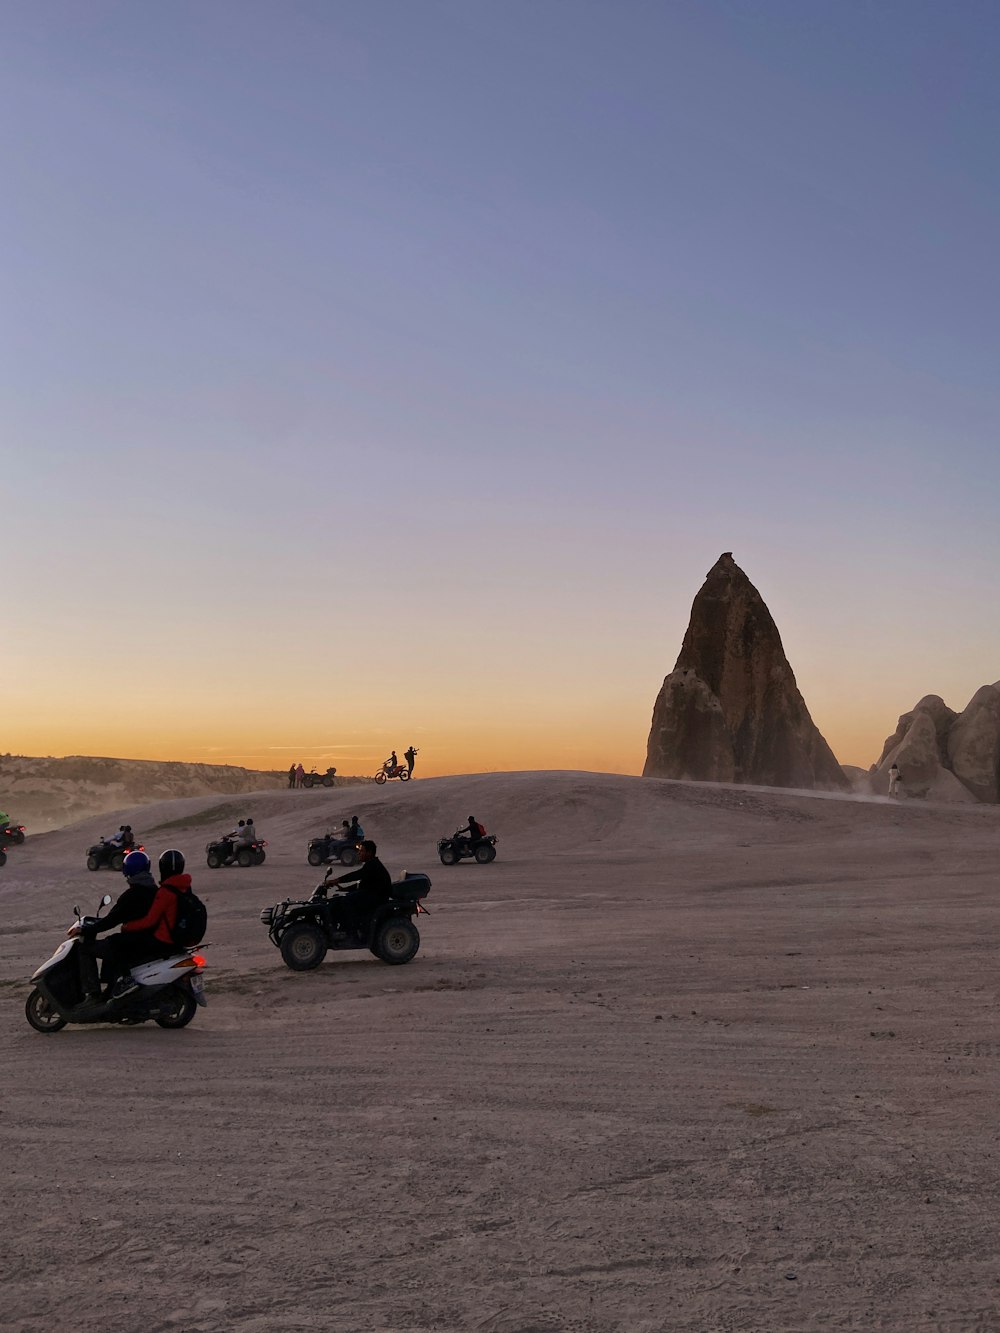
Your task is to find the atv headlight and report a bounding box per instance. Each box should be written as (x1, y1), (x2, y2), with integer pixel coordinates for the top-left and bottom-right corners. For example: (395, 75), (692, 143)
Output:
(259, 907), (274, 925)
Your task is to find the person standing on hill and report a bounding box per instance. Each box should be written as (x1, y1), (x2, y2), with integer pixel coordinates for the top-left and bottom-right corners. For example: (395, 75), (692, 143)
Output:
(404, 745), (417, 776)
(288, 764), (296, 789)
(887, 763), (901, 798)
(295, 762), (305, 788)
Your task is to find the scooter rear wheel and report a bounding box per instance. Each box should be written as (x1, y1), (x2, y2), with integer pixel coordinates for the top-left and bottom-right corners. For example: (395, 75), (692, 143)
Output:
(154, 985), (197, 1029)
(25, 989), (67, 1033)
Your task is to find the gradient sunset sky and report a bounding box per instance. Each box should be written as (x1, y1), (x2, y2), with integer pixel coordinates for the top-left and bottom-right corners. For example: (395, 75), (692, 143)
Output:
(5, 1), (999, 778)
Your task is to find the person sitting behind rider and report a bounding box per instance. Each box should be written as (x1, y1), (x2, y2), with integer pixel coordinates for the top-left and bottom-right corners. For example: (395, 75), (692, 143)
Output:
(457, 814), (487, 849)
(317, 839), (391, 933)
(349, 815), (364, 841)
(104, 824), (134, 849)
(71, 849), (165, 998)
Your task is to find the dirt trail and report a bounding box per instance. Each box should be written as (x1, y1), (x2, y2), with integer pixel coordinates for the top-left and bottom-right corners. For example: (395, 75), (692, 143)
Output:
(3, 772), (999, 1331)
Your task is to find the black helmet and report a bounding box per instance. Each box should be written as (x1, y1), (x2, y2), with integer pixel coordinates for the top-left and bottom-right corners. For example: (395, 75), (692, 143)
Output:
(159, 848), (185, 880)
(237, 819), (245, 827)
(246, 816), (254, 825)
(119, 825), (126, 832)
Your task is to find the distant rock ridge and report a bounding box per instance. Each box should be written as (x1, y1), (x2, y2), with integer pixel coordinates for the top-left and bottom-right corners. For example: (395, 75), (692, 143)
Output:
(872, 683), (1000, 802)
(643, 553), (848, 791)
(0, 754), (366, 831)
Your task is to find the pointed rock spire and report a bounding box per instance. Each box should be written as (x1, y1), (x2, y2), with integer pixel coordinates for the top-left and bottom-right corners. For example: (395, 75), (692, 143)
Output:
(643, 553), (848, 790)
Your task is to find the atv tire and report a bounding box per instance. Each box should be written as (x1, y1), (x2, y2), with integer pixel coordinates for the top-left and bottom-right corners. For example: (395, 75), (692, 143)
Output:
(374, 917), (419, 965)
(207, 852), (222, 869)
(280, 924), (328, 971)
(237, 848), (254, 868)
(86, 854), (101, 872)
(474, 843), (494, 864)
(439, 845), (458, 865)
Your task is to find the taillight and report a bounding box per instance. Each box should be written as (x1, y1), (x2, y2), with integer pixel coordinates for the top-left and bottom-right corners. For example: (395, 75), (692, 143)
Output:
(192, 954), (207, 968)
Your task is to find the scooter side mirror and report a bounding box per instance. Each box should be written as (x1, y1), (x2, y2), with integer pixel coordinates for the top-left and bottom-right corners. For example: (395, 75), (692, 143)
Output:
(101, 894), (113, 908)
(73, 904), (80, 918)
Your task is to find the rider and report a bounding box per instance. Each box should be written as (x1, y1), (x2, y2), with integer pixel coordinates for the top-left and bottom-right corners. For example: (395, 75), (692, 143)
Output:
(456, 814), (487, 852)
(349, 815), (364, 841)
(319, 839), (391, 934)
(72, 849), (165, 999)
(104, 824), (133, 849)
(385, 751), (398, 774)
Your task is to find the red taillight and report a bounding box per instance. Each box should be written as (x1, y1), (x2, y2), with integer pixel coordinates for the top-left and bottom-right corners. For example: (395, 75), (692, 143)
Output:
(192, 954), (207, 968)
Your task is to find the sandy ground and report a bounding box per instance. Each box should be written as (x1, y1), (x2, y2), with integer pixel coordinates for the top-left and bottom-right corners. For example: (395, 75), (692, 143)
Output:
(2, 770), (1000, 1332)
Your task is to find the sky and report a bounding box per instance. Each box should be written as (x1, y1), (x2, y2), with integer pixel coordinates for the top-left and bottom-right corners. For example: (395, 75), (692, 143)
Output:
(3, 0), (999, 778)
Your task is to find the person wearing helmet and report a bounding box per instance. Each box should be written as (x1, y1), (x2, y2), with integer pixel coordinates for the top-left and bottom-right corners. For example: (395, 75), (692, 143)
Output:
(455, 814), (487, 854)
(69, 849), (163, 998)
(103, 824), (134, 850)
(100, 849), (196, 998)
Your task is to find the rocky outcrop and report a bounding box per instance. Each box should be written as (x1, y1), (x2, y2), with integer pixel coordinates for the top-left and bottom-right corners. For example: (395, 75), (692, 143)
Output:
(644, 553), (849, 791)
(873, 683), (1000, 802)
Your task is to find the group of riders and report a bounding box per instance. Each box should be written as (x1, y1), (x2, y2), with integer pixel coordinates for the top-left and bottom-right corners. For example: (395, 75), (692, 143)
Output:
(380, 747), (418, 779)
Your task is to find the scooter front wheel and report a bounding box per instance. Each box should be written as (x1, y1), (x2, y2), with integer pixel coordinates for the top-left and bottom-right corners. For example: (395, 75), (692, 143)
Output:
(25, 989), (67, 1033)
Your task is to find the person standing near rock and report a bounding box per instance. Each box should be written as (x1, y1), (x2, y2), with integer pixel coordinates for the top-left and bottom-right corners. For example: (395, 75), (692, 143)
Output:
(288, 764), (296, 789)
(887, 763), (901, 798)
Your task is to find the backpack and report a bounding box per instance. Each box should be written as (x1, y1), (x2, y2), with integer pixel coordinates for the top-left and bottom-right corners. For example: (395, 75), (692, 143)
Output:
(168, 885), (208, 948)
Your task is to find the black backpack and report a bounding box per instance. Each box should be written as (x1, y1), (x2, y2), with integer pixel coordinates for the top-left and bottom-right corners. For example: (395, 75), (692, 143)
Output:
(168, 885), (208, 948)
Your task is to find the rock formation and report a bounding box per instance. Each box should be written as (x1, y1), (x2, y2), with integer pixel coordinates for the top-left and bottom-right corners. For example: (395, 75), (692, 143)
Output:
(873, 682), (1000, 802)
(644, 553), (849, 791)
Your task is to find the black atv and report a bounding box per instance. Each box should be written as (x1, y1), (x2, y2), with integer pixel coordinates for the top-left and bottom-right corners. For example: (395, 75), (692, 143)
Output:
(1, 823), (26, 847)
(86, 840), (138, 872)
(437, 831), (498, 865)
(260, 872), (432, 970)
(206, 838), (267, 869)
(306, 833), (361, 867)
(0, 847), (6, 868)
(301, 767), (337, 789)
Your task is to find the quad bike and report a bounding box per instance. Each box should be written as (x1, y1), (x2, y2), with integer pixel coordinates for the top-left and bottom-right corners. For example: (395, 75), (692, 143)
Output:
(374, 762), (410, 785)
(261, 872), (432, 970)
(301, 767), (337, 789)
(206, 838), (267, 868)
(0, 848), (6, 868)
(1, 823), (26, 847)
(86, 840), (142, 872)
(306, 834), (361, 867)
(437, 831), (498, 865)
(25, 894), (208, 1032)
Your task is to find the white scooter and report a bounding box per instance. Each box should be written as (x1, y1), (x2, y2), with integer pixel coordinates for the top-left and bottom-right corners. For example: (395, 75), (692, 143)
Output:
(25, 894), (208, 1033)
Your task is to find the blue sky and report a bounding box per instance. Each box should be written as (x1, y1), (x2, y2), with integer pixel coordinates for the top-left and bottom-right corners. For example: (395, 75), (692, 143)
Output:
(3, 1), (999, 772)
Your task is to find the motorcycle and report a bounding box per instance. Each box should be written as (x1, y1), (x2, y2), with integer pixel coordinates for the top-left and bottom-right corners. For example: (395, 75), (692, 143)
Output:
(206, 837), (267, 869)
(25, 894), (207, 1033)
(374, 761), (411, 785)
(438, 831), (498, 865)
(306, 834), (361, 867)
(301, 767), (337, 789)
(86, 839), (142, 872)
(261, 871), (432, 970)
(1, 823), (26, 847)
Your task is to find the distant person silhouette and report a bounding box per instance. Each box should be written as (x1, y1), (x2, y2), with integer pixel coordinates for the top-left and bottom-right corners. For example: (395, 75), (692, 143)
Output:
(404, 745), (417, 775)
(887, 763), (901, 798)
(295, 762), (305, 789)
(288, 764), (296, 789)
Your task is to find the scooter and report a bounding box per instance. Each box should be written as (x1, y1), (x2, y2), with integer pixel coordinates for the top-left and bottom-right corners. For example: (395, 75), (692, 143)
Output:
(25, 894), (208, 1033)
